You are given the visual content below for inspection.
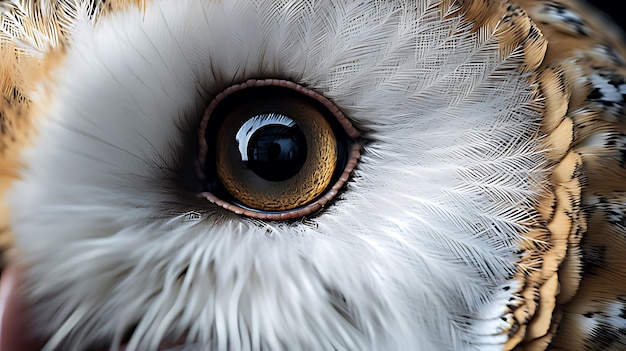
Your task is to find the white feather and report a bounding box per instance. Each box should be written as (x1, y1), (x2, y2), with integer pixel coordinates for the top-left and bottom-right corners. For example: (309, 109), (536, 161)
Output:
(5, 0), (549, 350)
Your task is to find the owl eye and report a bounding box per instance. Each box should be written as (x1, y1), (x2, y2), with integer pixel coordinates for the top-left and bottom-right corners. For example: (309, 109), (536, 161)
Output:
(197, 79), (361, 220)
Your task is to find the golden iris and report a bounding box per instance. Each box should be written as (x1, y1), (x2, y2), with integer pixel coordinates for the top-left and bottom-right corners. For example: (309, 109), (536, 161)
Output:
(215, 95), (337, 211)
(198, 81), (359, 218)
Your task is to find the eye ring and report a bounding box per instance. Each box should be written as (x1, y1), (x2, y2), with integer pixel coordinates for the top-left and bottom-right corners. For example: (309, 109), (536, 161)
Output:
(196, 79), (361, 220)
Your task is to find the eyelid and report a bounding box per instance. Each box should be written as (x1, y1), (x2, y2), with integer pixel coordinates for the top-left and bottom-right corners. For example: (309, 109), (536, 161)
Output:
(195, 78), (362, 220)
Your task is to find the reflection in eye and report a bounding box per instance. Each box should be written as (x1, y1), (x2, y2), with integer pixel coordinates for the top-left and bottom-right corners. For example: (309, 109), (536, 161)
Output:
(235, 114), (307, 182)
(196, 79), (361, 220)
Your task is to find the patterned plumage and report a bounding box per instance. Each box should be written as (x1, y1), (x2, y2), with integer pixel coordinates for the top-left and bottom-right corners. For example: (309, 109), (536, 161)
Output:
(0, 0), (625, 350)
(514, 1), (626, 349)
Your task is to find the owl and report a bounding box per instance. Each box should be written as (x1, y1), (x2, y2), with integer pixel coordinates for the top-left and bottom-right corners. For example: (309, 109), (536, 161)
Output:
(0, 0), (625, 350)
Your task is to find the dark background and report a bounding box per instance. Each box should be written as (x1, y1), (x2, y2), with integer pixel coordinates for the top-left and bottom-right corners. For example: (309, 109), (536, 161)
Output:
(588, 1), (626, 33)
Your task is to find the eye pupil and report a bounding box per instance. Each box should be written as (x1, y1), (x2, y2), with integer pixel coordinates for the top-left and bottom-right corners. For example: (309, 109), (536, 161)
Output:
(243, 118), (308, 182)
(266, 142), (280, 159)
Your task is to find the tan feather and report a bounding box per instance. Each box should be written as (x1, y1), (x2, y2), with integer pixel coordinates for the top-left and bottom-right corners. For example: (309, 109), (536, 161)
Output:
(514, 0), (626, 349)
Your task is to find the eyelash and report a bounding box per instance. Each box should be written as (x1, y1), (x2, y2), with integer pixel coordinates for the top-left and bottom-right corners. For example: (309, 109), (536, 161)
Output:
(167, 79), (362, 221)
